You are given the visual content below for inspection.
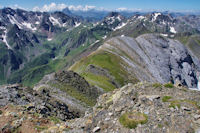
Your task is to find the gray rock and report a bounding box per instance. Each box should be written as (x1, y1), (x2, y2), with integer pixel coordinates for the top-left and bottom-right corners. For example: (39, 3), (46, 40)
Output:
(92, 127), (100, 132)
(103, 34), (200, 88)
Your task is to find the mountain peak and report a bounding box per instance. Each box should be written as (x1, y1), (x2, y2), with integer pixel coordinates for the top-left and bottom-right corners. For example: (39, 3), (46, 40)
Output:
(107, 12), (121, 17)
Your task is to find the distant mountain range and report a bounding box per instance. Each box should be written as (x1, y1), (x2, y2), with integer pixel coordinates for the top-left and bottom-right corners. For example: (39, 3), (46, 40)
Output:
(0, 7), (200, 87)
(62, 7), (200, 22)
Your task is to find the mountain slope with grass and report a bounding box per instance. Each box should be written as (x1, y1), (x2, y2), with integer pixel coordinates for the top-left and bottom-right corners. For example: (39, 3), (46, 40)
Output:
(70, 34), (200, 91)
(0, 8), (116, 86)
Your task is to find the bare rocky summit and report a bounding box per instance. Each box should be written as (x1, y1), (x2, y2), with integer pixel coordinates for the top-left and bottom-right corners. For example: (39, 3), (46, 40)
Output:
(1, 69), (200, 132)
(64, 82), (200, 133)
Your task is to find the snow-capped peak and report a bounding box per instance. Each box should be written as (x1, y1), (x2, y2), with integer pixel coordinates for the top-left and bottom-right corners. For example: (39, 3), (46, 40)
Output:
(152, 13), (161, 21)
(170, 27), (177, 34)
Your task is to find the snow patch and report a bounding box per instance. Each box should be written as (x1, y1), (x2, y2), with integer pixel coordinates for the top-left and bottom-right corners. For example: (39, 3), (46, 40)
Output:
(138, 16), (145, 20)
(47, 38), (52, 41)
(75, 22), (81, 27)
(106, 16), (116, 25)
(117, 16), (122, 21)
(152, 13), (161, 22)
(2, 29), (12, 49)
(93, 22), (99, 27)
(161, 21), (166, 25)
(160, 34), (168, 37)
(113, 22), (127, 31)
(22, 22), (32, 29)
(35, 21), (40, 25)
(170, 27), (177, 34)
(91, 40), (100, 46)
(8, 15), (37, 31)
(189, 88), (200, 91)
(102, 35), (107, 40)
(49, 16), (61, 27)
(0, 26), (6, 30)
(8, 15), (23, 29)
(22, 21), (37, 31)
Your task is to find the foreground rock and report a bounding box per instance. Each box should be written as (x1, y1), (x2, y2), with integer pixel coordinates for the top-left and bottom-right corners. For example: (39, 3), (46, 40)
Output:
(64, 82), (200, 133)
(1, 82), (200, 132)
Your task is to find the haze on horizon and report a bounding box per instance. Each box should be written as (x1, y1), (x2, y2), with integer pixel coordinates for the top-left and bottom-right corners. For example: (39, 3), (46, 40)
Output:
(0, 0), (199, 12)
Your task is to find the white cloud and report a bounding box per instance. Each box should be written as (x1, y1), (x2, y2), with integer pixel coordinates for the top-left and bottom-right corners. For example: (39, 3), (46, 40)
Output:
(115, 7), (143, 12)
(68, 5), (96, 11)
(9, 4), (26, 10)
(33, 3), (67, 12)
(116, 8), (128, 11)
(32, 3), (96, 12)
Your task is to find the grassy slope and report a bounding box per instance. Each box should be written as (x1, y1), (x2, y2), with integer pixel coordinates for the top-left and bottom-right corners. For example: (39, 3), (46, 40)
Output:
(70, 50), (139, 92)
(0, 43), (8, 84)
(176, 35), (200, 58)
(48, 82), (96, 106)
(7, 25), (106, 87)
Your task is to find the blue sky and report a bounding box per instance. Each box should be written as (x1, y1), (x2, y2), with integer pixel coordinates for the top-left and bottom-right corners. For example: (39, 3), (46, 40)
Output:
(0, 0), (199, 11)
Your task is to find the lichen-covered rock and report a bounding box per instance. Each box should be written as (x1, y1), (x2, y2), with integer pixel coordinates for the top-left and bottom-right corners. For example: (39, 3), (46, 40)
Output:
(65, 82), (200, 133)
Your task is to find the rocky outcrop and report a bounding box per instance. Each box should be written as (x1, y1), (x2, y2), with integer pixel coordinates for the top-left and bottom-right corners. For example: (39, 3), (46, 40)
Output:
(0, 84), (80, 121)
(32, 70), (103, 117)
(2, 82), (200, 132)
(54, 70), (102, 99)
(0, 70), (105, 132)
(65, 82), (200, 133)
(99, 34), (200, 88)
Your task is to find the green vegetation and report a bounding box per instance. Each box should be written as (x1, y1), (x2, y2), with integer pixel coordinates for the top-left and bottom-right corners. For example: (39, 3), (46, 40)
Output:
(162, 97), (200, 109)
(49, 116), (61, 124)
(35, 126), (48, 131)
(2, 24), (108, 86)
(119, 112), (148, 129)
(162, 96), (172, 102)
(164, 83), (174, 88)
(169, 101), (181, 109)
(33, 113), (40, 118)
(164, 121), (169, 126)
(0, 110), (2, 115)
(176, 35), (200, 58)
(152, 83), (162, 88)
(158, 124), (163, 128)
(49, 82), (96, 106)
(70, 51), (138, 91)
(81, 72), (116, 92)
(97, 105), (103, 109)
(181, 99), (200, 109)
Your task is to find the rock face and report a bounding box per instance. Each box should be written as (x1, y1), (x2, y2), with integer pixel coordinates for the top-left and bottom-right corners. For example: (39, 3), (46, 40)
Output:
(0, 70), (103, 122)
(33, 70), (103, 115)
(2, 82), (200, 132)
(54, 70), (101, 99)
(0, 84), (80, 121)
(0, 71), (104, 132)
(99, 34), (200, 88)
(65, 82), (200, 133)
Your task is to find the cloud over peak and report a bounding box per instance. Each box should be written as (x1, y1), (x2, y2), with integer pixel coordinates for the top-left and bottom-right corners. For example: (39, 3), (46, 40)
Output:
(33, 3), (67, 12)
(32, 3), (96, 12)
